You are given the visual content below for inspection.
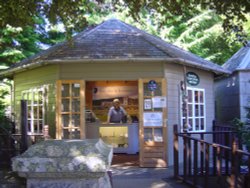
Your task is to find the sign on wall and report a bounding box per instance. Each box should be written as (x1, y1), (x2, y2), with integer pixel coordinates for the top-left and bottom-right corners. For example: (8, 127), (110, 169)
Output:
(93, 86), (138, 100)
(143, 112), (163, 126)
(186, 72), (200, 86)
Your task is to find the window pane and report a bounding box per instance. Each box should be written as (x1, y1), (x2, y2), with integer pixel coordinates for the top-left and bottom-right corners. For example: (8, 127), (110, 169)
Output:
(72, 114), (80, 127)
(200, 91), (204, 103)
(188, 104), (193, 117)
(39, 107), (43, 118)
(188, 90), (192, 102)
(34, 92), (38, 104)
(62, 115), (70, 127)
(39, 121), (43, 133)
(72, 99), (80, 112)
(62, 84), (70, 97)
(200, 105), (204, 116)
(61, 99), (70, 112)
(195, 105), (199, 116)
(71, 129), (80, 139)
(63, 129), (70, 139)
(195, 119), (199, 130)
(195, 91), (199, 103)
(28, 106), (32, 118)
(72, 83), (80, 97)
(34, 106), (38, 119)
(144, 128), (153, 141)
(200, 118), (204, 130)
(38, 91), (43, 104)
(154, 128), (163, 142)
(34, 121), (38, 132)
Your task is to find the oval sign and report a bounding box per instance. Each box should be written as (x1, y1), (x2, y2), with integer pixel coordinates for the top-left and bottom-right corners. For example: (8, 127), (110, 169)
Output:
(186, 72), (200, 86)
(148, 80), (158, 91)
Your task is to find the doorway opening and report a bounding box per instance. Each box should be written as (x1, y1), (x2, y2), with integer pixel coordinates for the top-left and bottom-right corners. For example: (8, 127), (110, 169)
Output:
(85, 80), (139, 167)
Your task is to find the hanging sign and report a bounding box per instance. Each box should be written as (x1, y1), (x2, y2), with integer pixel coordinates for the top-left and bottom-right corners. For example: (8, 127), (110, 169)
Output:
(147, 80), (157, 91)
(186, 72), (200, 86)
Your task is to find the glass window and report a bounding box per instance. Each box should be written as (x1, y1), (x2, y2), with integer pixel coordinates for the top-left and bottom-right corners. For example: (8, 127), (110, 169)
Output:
(22, 88), (45, 134)
(181, 87), (205, 132)
(58, 81), (83, 139)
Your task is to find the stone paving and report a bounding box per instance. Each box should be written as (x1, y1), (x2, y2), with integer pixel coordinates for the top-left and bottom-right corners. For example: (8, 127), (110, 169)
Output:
(111, 165), (191, 188)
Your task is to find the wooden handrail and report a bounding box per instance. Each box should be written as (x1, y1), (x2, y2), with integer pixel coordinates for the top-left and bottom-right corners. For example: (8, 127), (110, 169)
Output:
(173, 124), (250, 187)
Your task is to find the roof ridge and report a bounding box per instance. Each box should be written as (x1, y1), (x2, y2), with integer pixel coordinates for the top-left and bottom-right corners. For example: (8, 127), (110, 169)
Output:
(223, 44), (250, 71)
(238, 46), (250, 70)
(114, 20), (174, 56)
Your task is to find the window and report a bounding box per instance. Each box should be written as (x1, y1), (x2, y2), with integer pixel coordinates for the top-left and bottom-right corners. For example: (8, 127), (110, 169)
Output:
(181, 87), (205, 132)
(57, 80), (85, 139)
(22, 88), (45, 134)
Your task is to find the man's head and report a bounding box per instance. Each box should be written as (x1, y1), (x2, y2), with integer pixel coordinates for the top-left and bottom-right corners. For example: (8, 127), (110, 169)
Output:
(113, 98), (120, 108)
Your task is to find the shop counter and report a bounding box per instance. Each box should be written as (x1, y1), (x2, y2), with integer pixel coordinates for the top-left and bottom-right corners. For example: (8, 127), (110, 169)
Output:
(86, 122), (139, 154)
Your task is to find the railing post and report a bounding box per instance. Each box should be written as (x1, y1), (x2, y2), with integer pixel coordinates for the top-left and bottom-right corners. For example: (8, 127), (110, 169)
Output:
(173, 124), (179, 179)
(212, 120), (216, 143)
(200, 134), (204, 175)
(216, 146), (222, 186)
(204, 143), (210, 188)
(183, 135), (187, 182)
(230, 136), (238, 188)
(21, 100), (28, 153)
(193, 140), (198, 186)
(188, 135), (192, 176)
(225, 132), (229, 175)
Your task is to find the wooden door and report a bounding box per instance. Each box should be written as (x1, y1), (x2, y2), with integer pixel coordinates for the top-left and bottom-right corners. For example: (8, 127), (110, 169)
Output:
(139, 78), (167, 167)
(56, 80), (85, 139)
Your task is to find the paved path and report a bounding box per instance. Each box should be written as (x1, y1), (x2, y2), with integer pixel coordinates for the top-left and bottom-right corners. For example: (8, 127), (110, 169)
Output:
(111, 165), (190, 188)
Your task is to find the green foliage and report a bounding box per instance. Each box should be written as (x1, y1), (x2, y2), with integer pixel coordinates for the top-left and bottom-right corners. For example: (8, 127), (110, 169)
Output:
(232, 118), (250, 150)
(118, 0), (250, 45)
(0, 84), (9, 119)
(0, 25), (40, 66)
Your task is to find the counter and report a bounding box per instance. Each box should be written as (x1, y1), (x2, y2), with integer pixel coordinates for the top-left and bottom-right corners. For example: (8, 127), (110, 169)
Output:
(86, 122), (139, 154)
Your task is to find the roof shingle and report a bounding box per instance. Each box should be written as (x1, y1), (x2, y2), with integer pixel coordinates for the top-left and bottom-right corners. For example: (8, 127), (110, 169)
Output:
(1, 19), (229, 76)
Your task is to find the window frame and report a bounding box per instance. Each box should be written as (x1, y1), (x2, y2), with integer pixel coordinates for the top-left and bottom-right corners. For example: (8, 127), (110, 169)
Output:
(180, 87), (206, 132)
(21, 87), (45, 134)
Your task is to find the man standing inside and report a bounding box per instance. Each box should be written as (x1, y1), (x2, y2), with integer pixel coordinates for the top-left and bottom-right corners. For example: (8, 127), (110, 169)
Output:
(107, 99), (127, 123)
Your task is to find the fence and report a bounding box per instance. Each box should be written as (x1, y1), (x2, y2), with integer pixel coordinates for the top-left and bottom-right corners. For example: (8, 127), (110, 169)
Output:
(173, 124), (250, 188)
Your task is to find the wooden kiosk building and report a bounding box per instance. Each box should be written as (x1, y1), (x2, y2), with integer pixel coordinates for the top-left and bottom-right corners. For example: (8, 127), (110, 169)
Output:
(0, 19), (229, 167)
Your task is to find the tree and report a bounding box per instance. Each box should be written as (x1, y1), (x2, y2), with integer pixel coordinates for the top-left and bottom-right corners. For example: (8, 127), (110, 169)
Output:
(0, 0), (249, 43)
(0, 25), (41, 67)
(117, 0), (250, 45)
(0, 0), (108, 38)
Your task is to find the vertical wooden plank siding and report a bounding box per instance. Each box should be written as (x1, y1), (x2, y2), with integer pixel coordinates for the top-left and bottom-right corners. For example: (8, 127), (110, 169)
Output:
(138, 79), (144, 166)
(14, 65), (59, 135)
(80, 80), (86, 139)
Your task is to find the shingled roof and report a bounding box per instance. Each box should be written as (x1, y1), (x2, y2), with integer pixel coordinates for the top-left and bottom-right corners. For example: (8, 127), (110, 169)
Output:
(223, 43), (250, 72)
(1, 19), (229, 77)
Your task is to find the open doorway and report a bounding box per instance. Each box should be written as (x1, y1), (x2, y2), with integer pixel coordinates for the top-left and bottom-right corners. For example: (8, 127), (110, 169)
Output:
(85, 80), (139, 166)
